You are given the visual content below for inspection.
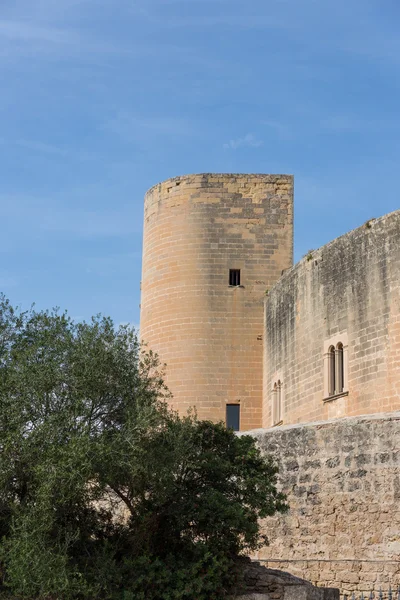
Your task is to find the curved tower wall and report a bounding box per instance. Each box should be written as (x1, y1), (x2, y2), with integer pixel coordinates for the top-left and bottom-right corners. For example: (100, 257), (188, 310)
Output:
(141, 173), (293, 430)
(263, 210), (400, 427)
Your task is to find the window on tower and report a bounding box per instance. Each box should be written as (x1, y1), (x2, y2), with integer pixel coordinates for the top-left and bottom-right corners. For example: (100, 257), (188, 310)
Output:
(226, 404), (240, 431)
(229, 269), (241, 286)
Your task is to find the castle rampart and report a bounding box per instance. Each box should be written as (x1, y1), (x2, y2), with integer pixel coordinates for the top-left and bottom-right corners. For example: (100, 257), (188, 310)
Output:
(140, 173), (293, 430)
(263, 210), (400, 427)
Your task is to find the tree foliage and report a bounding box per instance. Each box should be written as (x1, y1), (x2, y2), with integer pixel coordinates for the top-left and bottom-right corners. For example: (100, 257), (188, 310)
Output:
(0, 295), (287, 599)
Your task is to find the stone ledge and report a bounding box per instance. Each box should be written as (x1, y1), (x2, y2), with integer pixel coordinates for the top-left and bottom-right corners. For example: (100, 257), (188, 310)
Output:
(245, 410), (400, 436)
(323, 391), (349, 403)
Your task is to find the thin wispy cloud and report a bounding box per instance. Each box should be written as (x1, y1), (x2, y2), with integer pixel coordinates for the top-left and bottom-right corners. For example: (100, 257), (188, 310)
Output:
(223, 133), (263, 150)
(141, 14), (290, 29)
(104, 113), (193, 141)
(0, 20), (73, 43)
(261, 120), (292, 141)
(320, 115), (393, 134)
(0, 18), (133, 61)
(40, 209), (139, 238)
(0, 138), (102, 163)
(85, 253), (142, 277)
(15, 139), (68, 156)
(0, 274), (20, 289)
(0, 194), (140, 240)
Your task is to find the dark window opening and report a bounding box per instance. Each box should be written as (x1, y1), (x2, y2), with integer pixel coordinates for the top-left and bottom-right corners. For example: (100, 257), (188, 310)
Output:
(226, 404), (240, 431)
(229, 269), (241, 286)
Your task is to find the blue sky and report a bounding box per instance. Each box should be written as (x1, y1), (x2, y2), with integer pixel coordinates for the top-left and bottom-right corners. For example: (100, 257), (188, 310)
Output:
(1, 0), (399, 327)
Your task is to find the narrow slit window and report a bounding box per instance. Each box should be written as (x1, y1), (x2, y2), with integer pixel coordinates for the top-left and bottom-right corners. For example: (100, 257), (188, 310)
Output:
(226, 404), (240, 431)
(229, 269), (241, 286)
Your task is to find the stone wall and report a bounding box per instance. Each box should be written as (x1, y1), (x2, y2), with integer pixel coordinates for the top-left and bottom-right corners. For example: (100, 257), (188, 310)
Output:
(263, 210), (400, 428)
(248, 412), (400, 596)
(141, 173), (293, 430)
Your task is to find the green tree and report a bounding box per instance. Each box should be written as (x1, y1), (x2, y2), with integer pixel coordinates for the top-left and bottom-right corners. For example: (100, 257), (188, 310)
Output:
(0, 295), (287, 600)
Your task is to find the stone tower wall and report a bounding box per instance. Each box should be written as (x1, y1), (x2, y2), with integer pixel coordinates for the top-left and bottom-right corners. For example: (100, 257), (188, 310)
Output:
(263, 210), (400, 428)
(140, 173), (293, 430)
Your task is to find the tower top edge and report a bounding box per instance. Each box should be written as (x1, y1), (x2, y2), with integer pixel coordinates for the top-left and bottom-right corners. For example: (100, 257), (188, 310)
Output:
(145, 173), (294, 197)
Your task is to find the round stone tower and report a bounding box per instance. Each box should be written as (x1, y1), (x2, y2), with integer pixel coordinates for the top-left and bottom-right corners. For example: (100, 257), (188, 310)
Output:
(140, 173), (293, 430)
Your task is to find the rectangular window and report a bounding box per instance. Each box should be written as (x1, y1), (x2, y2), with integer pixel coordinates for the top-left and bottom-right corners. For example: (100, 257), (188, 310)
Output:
(226, 404), (240, 431)
(229, 269), (241, 286)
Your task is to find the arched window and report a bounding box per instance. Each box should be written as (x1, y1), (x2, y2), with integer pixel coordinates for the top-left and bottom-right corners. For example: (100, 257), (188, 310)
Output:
(336, 342), (344, 394)
(277, 380), (282, 424)
(328, 346), (335, 396)
(272, 383), (277, 424)
(272, 380), (283, 425)
(324, 334), (348, 400)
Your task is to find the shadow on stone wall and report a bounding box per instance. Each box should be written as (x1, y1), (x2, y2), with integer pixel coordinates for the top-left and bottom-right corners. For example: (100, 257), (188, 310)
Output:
(233, 560), (339, 599)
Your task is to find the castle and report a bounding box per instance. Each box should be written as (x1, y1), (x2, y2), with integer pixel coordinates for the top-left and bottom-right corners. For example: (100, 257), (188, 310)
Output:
(140, 173), (400, 430)
(140, 173), (400, 595)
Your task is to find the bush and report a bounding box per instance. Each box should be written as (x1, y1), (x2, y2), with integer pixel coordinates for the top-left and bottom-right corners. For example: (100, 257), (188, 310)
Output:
(0, 296), (287, 599)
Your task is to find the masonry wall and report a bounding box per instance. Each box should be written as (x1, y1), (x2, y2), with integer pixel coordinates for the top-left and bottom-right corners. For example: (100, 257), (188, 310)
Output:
(250, 413), (400, 596)
(140, 173), (293, 430)
(263, 210), (400, 428)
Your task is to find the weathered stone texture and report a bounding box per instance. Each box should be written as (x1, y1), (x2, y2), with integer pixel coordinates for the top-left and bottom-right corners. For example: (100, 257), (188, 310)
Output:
(263, 210), (400, 427)
(249, 413), (400, 595)
(141, 173), (293, 430)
